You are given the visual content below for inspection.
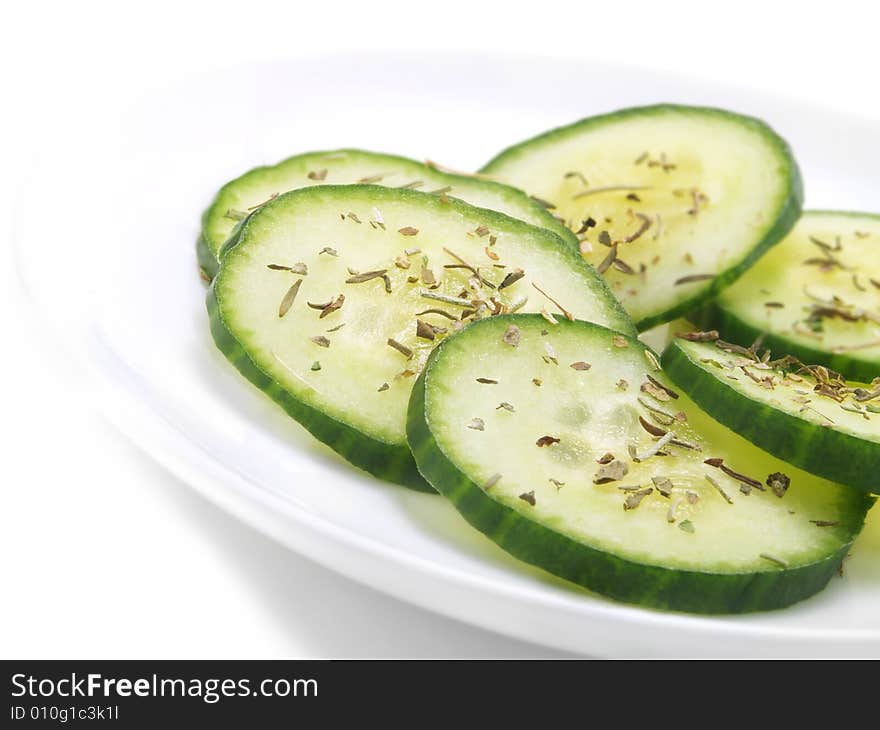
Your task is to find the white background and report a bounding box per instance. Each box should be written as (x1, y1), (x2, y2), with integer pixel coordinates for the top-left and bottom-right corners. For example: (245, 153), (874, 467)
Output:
(2, 1), (878, 658)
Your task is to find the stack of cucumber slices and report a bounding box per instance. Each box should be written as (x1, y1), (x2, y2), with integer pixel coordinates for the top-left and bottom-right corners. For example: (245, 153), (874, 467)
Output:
(201, 104), (877, 614)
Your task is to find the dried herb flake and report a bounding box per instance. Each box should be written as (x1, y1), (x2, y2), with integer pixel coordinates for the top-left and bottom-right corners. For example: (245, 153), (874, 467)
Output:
(594, 459), (628, 484)
(766, 472), (791, 498)
(503, 325), (521, 347)
(483, 473), (502, 490)
(624, 487), (652, 511)
(387, 338), (413, 359)
(678, 520), (695, 534)
(278, 279), (303, 318)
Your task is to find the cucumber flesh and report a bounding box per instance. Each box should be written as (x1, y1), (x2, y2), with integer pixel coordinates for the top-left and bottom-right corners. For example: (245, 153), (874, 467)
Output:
(200, 149), (576, 278)
(481, 104), (802, 330)
(407, 314), (871, 612)
(210, 185), (634, 490)
(700, 211), (880, 382)
(662, 334), (880, 494)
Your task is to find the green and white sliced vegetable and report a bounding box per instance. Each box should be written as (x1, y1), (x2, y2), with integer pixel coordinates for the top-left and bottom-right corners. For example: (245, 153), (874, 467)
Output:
(199, 148), (576, 279)
(209, 185), (634, 491)
(662, 332), (880, 494)
(481, 104), (803, 330)
(697, 211), (880, 382)
(407, 314), (871, 612)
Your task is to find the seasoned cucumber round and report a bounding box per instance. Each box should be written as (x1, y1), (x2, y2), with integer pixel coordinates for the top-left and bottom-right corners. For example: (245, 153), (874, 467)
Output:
(199, 149), (576, 279)
(697, 211), (880, 382)
(407, 315), (871, 612)
(481, 104), (803, 330)
(661, 334), (880, 494)
(209, 185), (634, 491)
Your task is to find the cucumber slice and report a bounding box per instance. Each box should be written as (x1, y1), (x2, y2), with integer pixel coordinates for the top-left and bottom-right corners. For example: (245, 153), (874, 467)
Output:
(661, 333), (880, 494)
(199, 149), (576, 279)
(407, 314), (871, 612)
(480, 104), (803, 330)
(209, 185), (634, 491)
(698, 211), (880, 382)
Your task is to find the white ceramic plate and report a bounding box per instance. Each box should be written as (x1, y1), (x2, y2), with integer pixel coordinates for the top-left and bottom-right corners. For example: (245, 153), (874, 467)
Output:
(15, 53), (880, 657)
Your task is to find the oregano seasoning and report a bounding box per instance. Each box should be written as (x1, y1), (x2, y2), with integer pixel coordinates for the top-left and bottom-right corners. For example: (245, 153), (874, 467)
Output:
(674, 273), (715, 285)
(767, 472), (791, 498)
(594, 459), (628, 484)
(503, 325), (521, 347)
(532, 282), (573, 320)
(536, 435), (561, 447)
(498, 269), (525, 290)
(416, 319), (445, 341)
(619, 212), (652, 243)
(623, 487), (652, 511)
(387, 338), (413, 359)
(760, 553), (789, 568)
(318, 294), (345, 319)
(639, 416), (667, 437)
(268, 262), (308, 275)
(641, 380), (672, 402)
(646, 374), (679, 399)
(596, 245), (618, 275)
(575, 217), (597, 234)
(224, 208), (247, 221)
(483, 473), (502, 490)
(345, 269), (388, 284)
(415, 308), (457, 320)
(652, 476), (674, 499)
(705, 458), (764, 491)
(278, 279), (303, 318)
(676, 330), (719, 342)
